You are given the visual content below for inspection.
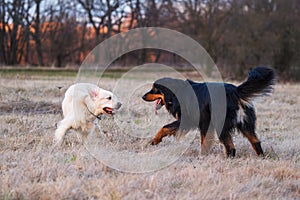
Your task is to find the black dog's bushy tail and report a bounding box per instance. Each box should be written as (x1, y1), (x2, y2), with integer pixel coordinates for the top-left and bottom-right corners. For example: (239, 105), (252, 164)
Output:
(238, 66), (276, 101)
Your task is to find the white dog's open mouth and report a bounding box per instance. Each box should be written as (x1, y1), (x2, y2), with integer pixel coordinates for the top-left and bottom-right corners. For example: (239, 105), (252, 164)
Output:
(103, 107), (114, 115)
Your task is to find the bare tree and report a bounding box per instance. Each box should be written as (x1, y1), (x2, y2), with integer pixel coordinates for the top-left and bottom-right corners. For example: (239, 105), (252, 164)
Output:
(0, 0), (299, 80)
(77, 0), (121, 41)
(41, 0), (85, 67)
(1, 0), (24, 65)
(31, 0), (44, 66)
(0, 0), (8, 64)
(271, 0), (300, 76)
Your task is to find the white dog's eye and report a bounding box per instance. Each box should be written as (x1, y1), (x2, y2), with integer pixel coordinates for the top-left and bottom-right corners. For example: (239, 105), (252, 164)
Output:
(106, 96), (112, 100)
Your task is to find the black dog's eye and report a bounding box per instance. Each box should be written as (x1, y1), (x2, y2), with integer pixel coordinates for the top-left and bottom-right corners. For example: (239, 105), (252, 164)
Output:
(153, 88), (158, 93)
(168, 101), (172, 105)
(106, 96), (112, 100)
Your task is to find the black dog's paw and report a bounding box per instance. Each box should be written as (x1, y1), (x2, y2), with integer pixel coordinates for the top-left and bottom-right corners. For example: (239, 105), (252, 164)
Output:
(150, 138), (162, 145)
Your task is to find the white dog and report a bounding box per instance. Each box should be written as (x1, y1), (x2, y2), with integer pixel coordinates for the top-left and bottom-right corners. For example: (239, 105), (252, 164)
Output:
(54, 83), (122, 146)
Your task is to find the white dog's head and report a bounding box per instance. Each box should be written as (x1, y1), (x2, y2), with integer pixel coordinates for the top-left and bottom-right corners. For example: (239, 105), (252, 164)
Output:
(87, 87), (122, 117)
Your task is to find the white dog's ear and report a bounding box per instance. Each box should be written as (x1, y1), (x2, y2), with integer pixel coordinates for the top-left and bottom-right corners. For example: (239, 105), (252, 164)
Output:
(88, 89), (99, 101)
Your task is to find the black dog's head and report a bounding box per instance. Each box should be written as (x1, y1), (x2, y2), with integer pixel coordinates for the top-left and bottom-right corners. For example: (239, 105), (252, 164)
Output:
(143, 77), (200, 131)
(142, 78), (188, 119)
(142, 82), (165, 111)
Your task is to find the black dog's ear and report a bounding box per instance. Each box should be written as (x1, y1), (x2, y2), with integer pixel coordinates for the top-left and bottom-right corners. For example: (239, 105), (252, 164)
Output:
(167, 95), (181, 119)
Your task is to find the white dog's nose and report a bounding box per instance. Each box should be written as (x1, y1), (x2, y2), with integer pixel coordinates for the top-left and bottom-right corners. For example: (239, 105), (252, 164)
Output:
(116, 102), (122, 109)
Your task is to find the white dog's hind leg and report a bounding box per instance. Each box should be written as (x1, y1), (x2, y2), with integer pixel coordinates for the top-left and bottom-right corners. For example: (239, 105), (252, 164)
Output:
(54, 118), (73, 146)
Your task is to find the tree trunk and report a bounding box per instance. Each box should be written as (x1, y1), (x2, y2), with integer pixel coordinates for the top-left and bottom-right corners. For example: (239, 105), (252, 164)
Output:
(34, 0), (44, 66)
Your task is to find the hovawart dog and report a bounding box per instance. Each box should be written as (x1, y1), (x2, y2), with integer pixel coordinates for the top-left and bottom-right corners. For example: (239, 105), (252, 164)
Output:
(142, 67), (275, 157)
(54, 83), (122, 146)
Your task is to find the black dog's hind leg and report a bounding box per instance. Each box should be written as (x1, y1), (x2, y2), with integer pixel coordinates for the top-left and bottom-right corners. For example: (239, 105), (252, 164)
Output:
(219, 131), (236, 157)
(237, 106), (264, 156)
(200, 119), (215, 154)
(216, 117), (236, 157)
(242, 131), (264, 156)
(238, 126), (264, 156)
(151, 121), (180, 145)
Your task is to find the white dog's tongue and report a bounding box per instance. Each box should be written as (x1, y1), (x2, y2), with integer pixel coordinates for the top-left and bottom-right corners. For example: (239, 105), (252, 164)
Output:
(154, 99), (162, 115)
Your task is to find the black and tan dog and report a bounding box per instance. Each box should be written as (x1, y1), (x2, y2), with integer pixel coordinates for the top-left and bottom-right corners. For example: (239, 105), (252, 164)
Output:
(142, 67), (275, 157)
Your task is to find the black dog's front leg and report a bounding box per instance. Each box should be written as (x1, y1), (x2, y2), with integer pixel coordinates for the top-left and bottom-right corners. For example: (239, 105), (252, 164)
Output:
(151, 121), (180, 145)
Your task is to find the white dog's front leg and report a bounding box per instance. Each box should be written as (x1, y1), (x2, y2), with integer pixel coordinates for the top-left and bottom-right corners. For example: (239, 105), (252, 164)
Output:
(54, 118), (73, 146)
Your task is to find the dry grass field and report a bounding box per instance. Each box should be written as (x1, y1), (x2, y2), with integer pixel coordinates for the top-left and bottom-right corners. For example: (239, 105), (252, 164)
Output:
(0, 69), (299, 200)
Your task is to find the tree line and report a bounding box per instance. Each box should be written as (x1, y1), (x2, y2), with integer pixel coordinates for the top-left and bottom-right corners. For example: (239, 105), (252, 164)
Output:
(0, 0), (299, 79)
